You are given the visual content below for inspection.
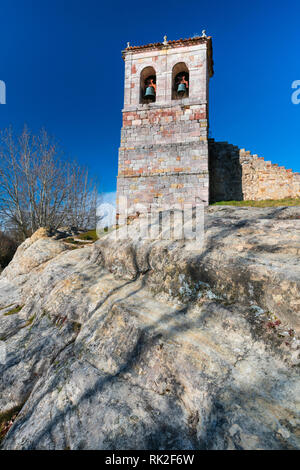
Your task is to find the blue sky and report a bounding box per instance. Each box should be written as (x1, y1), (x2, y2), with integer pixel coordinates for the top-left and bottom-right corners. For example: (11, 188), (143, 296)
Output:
(0, 0), (299, 194)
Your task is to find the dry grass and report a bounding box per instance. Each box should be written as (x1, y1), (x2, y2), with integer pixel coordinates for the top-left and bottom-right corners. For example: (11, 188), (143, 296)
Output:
(76, 230), (98, 241)
(211, 198), (300, 208)
(0, 406), (22, 443)
(4, 305), (23, 316)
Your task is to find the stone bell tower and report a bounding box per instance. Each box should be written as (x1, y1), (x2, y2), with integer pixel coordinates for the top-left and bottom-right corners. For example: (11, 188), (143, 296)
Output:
(117, 34), (214, 212)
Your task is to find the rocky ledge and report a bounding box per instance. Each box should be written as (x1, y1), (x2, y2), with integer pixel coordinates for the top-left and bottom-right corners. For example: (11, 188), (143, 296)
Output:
(0, 206), (299, 450)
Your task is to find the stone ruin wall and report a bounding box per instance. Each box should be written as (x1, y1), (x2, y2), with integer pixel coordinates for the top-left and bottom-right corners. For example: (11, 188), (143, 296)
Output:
(209, 139), (300, 202)
(240, 150), (300, 200)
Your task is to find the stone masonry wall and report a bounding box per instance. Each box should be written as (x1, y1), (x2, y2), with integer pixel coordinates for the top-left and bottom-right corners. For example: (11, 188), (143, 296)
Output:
(117, 38), (212, 212)
(208, 140), (242, 202)
(209, 139), (300, 202)
(118, 104), (209, 207)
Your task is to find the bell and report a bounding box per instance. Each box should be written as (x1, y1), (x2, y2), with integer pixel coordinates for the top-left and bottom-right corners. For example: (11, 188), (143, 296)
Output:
(144, 86), (155, 100)
(177, 82), (186, 95)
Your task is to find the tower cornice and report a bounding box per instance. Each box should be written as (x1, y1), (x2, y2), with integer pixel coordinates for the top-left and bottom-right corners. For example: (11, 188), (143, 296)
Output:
(122, 36), (213, 77)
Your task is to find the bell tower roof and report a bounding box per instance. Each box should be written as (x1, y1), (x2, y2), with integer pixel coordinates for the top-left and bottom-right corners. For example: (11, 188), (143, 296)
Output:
(122, 35), (213, 77)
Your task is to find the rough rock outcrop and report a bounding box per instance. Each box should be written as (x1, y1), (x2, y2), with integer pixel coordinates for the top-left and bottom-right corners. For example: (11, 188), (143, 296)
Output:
(0, 206), (299, 449)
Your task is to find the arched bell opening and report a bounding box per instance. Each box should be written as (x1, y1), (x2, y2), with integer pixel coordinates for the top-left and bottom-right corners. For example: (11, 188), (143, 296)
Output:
(140, 66), (156, 104)
(172, 63), (189, 100)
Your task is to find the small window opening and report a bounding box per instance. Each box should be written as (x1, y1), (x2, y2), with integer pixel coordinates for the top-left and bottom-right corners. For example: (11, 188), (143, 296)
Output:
(172, 63), (189, 100)
(140, 67), (156, 104)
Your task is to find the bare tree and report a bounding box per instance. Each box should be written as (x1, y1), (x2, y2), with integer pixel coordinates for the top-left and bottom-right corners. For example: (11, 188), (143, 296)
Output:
(0, 126), (98, 239)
